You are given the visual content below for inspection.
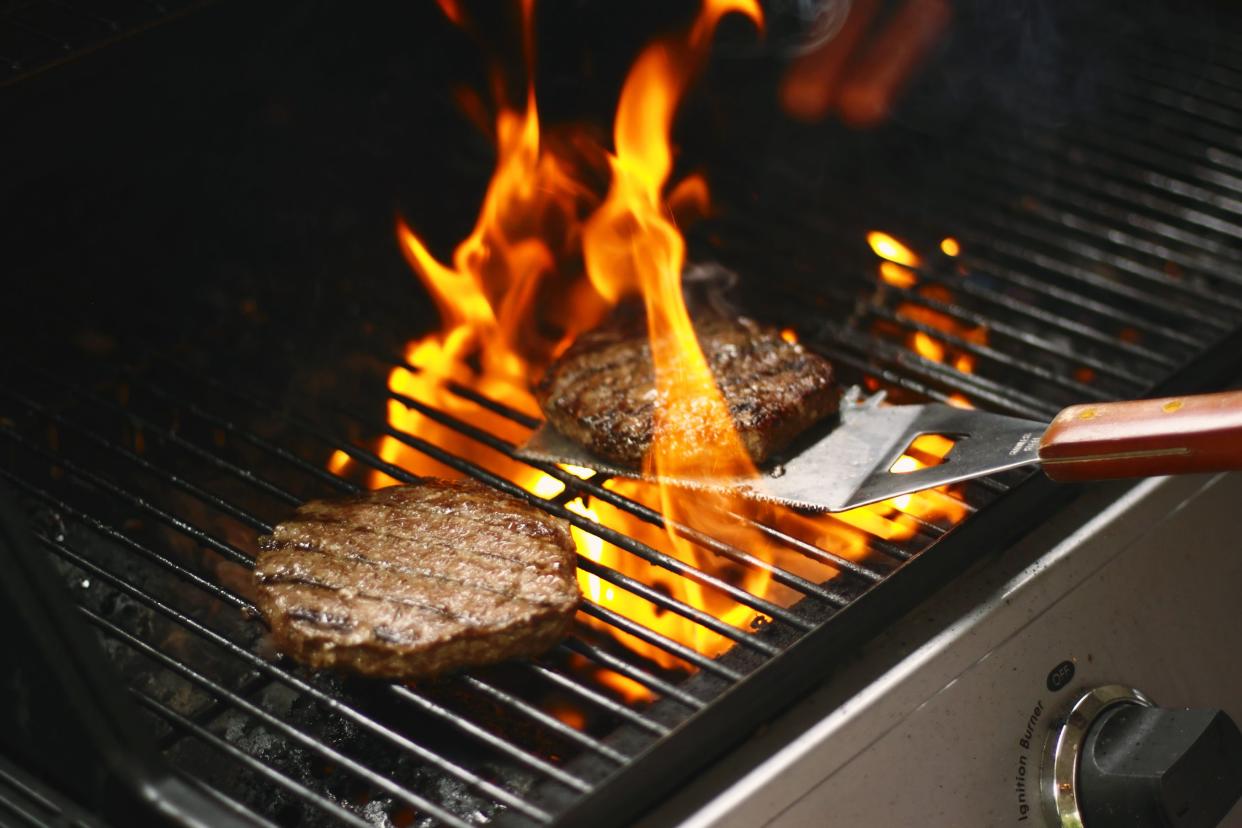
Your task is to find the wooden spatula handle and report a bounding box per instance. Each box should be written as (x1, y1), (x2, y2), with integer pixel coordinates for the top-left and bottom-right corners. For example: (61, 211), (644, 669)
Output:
(1038, 390), (1242, 482)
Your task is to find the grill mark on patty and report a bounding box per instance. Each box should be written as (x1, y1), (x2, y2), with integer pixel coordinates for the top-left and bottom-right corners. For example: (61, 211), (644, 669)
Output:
(257, 539), (558, 611)
(263, 575), (472, 623)
(270, 513), (559, 573)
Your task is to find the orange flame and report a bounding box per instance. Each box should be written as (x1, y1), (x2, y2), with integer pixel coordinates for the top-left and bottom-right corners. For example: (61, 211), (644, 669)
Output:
(355, 13), (975, 704)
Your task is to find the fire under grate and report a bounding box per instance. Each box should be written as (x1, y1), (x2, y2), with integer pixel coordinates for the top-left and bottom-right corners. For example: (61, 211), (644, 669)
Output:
(5, 5), (1242, 828)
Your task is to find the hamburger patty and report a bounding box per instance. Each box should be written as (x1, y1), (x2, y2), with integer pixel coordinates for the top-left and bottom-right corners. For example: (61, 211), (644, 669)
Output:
(254, 480), (580, 679)
(535, 315), (838, 467)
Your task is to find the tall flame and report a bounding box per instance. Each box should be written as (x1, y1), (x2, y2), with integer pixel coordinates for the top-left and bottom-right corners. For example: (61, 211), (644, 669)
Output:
(357, 6), (975, 705)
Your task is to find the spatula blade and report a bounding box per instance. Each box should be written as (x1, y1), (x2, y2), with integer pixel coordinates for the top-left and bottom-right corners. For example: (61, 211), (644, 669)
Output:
(515, 395), (1047, 512)
(750, 404), (1047, 512)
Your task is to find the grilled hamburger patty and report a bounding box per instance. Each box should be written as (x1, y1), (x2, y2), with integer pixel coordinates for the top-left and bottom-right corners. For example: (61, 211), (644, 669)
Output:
(535, 315), (837, 466)
(254, 480), (580, 678)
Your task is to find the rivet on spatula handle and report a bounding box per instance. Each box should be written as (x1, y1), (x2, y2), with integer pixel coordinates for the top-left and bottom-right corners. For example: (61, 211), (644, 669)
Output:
(1038, 390), (1242, 482)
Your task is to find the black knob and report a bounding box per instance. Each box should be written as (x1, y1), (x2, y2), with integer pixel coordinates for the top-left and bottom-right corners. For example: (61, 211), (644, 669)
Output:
(1078, 705), (1242, 828)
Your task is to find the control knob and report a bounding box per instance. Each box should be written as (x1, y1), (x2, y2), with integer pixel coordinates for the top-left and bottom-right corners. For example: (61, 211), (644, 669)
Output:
(1042, 685), (1242, 828)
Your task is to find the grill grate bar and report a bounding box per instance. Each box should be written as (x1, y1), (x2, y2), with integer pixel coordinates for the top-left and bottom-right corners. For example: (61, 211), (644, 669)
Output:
(819, 325), (1060, 420)
(144, 355), (820, 631)
(961, 146), (1242, 273)
(18, 363), (305, 507)
(142, 383), (357, 496)
(994, 116), (1242, 239)
(78, 606), (480, 828)
(577, 602), (745, 682)
(459, 675), (633, 765)
(34, 529), (557, 821)
(179, 375), (819, 633)
(570, 555), (777, 655)
(385, 686), (593, 793)
(395, 371), (894, 584)
(1, 469), (251, 611)
(558, 640), (706, 711)
(3, 387), (275, 533)
(0, 427), (254, 567)
(130, 690), (376, 828)
(360, 392), (859, 603)
(861, 304), (1111, 401)
(952, 135), (1242, 298)
(873, 282), (1152, 386)
(931, 275), (1180, 372)
(9, 364), (715, 754)
(41, 355), (795, 662)
(8, 394), (690, 772)
(528, 663), (670, 736)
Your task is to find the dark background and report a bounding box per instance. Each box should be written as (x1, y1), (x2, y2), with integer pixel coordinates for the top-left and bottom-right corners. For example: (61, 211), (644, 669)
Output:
(0, 0), (1217, 364)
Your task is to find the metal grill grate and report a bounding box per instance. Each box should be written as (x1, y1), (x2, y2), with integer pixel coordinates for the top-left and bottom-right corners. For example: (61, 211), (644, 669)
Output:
(4, 6), (1242, 828)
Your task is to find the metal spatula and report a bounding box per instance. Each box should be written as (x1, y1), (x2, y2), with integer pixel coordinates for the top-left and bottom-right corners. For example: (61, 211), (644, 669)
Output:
(517, 387), (1242, 512)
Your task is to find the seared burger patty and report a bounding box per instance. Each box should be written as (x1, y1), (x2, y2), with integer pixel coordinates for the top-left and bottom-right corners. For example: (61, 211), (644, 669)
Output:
(254, 480), (580, 679)
(536, 315), (837, 467)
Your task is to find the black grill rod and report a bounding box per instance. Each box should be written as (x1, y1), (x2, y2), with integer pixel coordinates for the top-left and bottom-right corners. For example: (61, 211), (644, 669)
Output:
(842, 161), (1242, 333)
(1, 387), (275, 533)
(458, 674), (633, 765)
(835, 117), (1242, 297)
(152, 364), (819, 634)
(576, 603), (745, 683)
(746, 265), (1153, 394)
(375, 685), (586, 792)
(719, 214), (1189, 372)
(947, 136), (1242, 275)
(77, 607), (481, 828)
(945, 144), (1242, 300)
(957, 200), (1242, 321)
(130, 690), (376, 828)
(952, 112), (1242, 260)
(111, 364), (789, 665)
(7, 404), (720, 749)
(765, 189), (1241, 338)
(139, 384), (356, 496)
(1131, 52), (1242, 120)
(0, 427), (255, 568)
(528, 663), (670, 736)
(1060, 76), (1242, 167)
(813, 324), (1061, 422)
(922, 171), (1242, 324)
(153, 671), (273, 754)
(10, 362), (304, 508)
(556, 640), (707, 711)
(961, 243), (1226, 349)
(26, 476), (657, 789)
(1012, 99), (1242, 204)
(858, 304), (1112, 403)
(139, 369), (792, 656)
(868, 281), (1157, 388)
(128, 388), (789, 662)
(1047, 90), (1242, 180)
(1113, 80), (1242, 143)
(365, 388), (876, 593)
(421, 371), (918, 574)
(1, 469), (251, 612)
(973, 108), (1242, 234)
(34, 531), (560, 822)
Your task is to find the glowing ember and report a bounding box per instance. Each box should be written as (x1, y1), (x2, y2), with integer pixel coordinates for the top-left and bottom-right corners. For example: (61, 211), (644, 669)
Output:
(940, 236), (960, 256)
(867, 230), (920, 267)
